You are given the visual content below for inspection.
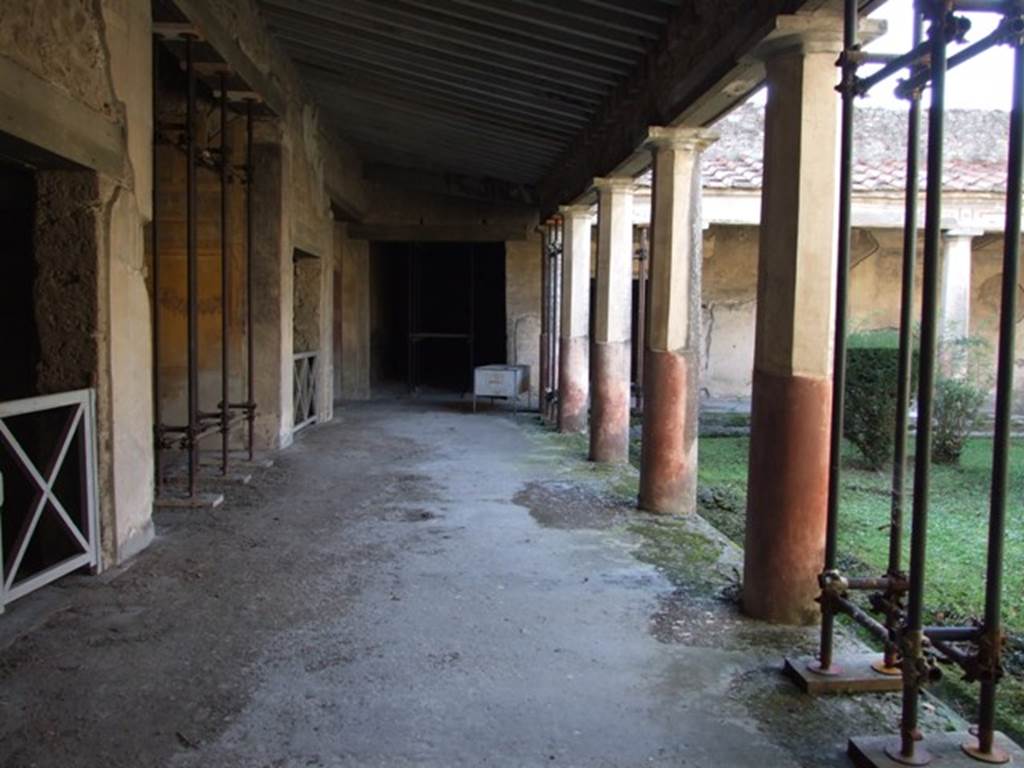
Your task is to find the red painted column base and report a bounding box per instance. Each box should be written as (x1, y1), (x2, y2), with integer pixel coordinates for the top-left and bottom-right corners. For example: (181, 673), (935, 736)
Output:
(589, 340), (630, 463)
(743, 367), (832, 625)
(558, 336), (589, 434)
(639, 348), (697, 515)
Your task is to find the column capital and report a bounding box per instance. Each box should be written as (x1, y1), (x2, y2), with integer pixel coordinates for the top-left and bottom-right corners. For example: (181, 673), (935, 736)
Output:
(747, 13), (880, 61)
(646, 126), (719, 154)
(558, 204), (594, 221)
(592, 176), (635, 195)
(942, 227), (985, 240)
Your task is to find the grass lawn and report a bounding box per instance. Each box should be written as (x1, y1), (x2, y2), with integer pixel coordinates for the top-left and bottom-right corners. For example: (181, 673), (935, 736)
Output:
(677, 433), (1024, 740)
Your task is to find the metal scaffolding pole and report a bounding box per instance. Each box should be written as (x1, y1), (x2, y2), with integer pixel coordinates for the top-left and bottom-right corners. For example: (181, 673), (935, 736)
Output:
(245, 100), (256, 461)
(815, 0), (859, 676)
(152, 35), (163, 492)
(185, 35), (200, 499)
(969, 16), (1024, 763)
(219, 73), (231, 477)
(635, 226), (649, 413)
(882, 6), (924, 675)
(893, 6), (948, 763)
(551, 218), (563, 420)
(539, 223), (550, 417)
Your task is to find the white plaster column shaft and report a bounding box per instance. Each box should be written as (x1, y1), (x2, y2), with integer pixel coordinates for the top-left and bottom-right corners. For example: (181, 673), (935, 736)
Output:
(639, 127), (717, 514)
(940, 229), (980, 343)
(590, 177), (634, 463)
(558, 205), (593, 433)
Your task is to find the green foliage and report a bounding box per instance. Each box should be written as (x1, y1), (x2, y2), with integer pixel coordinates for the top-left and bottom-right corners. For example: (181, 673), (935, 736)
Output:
(843, 330), (917, 470)
(692, 434), (1024, 741)
(932, 376), (987, 464)
(932, 336), (991, 465)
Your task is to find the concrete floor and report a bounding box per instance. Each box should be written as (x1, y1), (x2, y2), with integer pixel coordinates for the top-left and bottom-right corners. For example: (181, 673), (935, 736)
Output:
(0, 400), (961, 768)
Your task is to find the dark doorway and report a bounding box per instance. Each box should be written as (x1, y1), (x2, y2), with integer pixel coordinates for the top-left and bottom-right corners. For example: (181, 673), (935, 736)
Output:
(0, 162), (38, 402)
(370, 242), (506, 394)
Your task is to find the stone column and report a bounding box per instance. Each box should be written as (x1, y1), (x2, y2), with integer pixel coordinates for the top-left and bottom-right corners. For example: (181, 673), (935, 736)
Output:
(742, 23), (842, 624)
(940, 228), (979, 345)
(590, 177), (634, 463)
(638, 127), (717, 514)
(558, 205), (593, 433)
(251, 140), (292, 450)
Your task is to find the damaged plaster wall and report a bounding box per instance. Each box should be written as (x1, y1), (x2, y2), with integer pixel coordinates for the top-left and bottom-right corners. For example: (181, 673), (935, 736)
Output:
(702, 225), (1024, 405)
(1, 0), (155, 564)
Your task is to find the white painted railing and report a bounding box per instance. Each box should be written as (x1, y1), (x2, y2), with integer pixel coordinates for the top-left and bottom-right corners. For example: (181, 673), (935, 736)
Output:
(0, 389), (100, 613)
(293, 352), (319, 432)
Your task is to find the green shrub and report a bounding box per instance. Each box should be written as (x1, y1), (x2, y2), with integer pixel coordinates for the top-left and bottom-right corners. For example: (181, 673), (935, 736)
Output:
(844, 330), (918, 470)
(932, 376), (987, 464)
(932, 336), (991, 465)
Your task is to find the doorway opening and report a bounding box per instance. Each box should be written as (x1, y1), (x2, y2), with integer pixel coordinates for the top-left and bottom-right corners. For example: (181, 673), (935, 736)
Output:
(0, 151), (101, 612)
(370, 242), (506, 395)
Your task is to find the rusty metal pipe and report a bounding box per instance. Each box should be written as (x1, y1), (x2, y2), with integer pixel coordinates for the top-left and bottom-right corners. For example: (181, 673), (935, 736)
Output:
(818, 0), (858, 674)
(923, 625), (983, 643)
(245, 100), (256, 461)
(836, 596), (891, 645)
(886, 6), (924, 671)
(897, 7), (948, 761)
(975, 19), (1023, 759)
(219, 74), (231, 477)
(185, 36), (199, 499)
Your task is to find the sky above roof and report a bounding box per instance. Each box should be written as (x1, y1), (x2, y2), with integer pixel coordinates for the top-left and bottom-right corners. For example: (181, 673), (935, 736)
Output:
(862, 0), (1013, 111)
(747, 0), (1014, 111)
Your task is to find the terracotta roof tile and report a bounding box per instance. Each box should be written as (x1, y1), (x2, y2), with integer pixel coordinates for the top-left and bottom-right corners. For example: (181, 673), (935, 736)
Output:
(638, 104), (1010, 194)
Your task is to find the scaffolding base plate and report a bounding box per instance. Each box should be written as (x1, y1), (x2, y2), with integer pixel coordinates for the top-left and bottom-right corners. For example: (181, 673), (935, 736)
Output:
(849, 732), (1023, 768)
(784, 653), (903, 694)
(154, 492), (225, 509)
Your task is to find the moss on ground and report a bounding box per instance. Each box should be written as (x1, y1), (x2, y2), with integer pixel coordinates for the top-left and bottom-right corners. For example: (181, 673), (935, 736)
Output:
(628, 517), (725, 592)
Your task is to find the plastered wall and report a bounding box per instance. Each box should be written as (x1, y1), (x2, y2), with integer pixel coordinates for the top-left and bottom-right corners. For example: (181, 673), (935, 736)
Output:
(0, 0), (155, 564)
(702, 225), (1024, 406)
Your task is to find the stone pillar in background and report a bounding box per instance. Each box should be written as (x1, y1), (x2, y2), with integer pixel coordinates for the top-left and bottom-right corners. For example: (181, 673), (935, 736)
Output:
(940, 228), (979, 349)
(590, 177), (634, 463)
(742, 22), (842, 624)
(558, 205), (593, 433)
(251, 140), (291, 450)
(638, 127), (717, 515)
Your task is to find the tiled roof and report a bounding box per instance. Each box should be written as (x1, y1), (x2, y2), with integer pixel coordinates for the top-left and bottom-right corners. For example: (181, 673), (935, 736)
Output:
(639, 104), (1010, 194)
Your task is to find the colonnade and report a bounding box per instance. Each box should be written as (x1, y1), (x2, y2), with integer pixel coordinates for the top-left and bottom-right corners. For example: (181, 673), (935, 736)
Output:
(541, 20), (844, 624)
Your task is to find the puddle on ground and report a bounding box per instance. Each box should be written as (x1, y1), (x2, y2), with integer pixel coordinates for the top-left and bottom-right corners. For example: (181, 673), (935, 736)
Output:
(513, 480), (632, 530)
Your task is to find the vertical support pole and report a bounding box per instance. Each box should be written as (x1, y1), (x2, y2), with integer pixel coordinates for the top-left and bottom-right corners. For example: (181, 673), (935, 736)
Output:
(884, 7), (924, 673)
(635, 226), (649, 414)
(815, 0), (858, 673)
(219, 73), (230, 476)
(890, 6), (948, 764)
(185, 36), (199, 498)
(966, 17), (1023, 765)
(408, 245), (418, 393)
(548, 224), (558, 422)
(539, 223), (550, 417)
(152, 35), (162, 492)
(469, 245), (475, 393)
(245, 100), (256, 462)
(551, 219), (563, 420)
